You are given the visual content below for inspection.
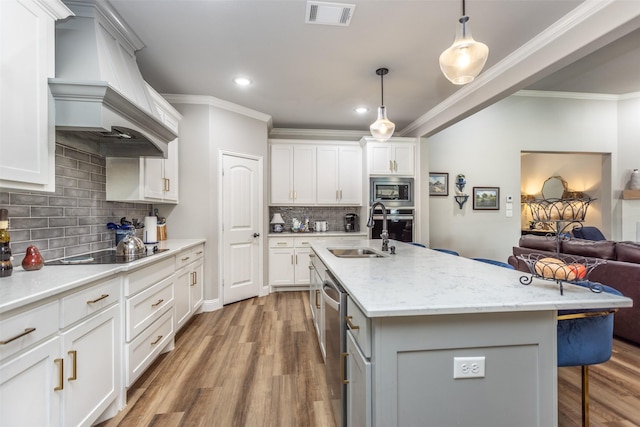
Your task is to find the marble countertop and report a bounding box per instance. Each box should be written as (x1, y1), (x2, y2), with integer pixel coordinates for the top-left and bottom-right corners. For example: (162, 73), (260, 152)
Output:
(0, 239), (205, 315)
(311, 239), (633, 318)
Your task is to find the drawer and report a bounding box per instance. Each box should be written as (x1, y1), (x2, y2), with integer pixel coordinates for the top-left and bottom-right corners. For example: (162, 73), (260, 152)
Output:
(60, 276), (120, 328)
(175, 244), (205, 270)
(126, 308), (174, 387)
(346, 296), (371, 358)
(294, 237), (319, 248)
(0, 300), (59, 361)
(310, 251), (327, 283)
(126, 275), (174, 341)
(124, 257), (175, 297)
(269, 237), (294, 248)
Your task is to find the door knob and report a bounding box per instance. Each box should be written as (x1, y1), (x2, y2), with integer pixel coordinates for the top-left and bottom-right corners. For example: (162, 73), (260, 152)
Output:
(253, 233), (260, 238)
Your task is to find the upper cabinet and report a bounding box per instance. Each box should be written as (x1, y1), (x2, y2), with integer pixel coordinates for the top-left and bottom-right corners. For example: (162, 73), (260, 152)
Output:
(270, 143), (316, 205)
(365, 138), (415, 176)
(106, 85), (181, 204)
(269, 140), (363, 206)
(0, 0), (72, 192)
(316, 145), (362, 205)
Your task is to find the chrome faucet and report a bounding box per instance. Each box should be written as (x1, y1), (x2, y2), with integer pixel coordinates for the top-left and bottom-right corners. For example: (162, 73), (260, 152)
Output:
(367, 201), (389, 251)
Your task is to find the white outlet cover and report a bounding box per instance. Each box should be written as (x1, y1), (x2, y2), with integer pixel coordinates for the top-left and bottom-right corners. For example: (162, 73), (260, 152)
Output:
(453, 356), (486, 379)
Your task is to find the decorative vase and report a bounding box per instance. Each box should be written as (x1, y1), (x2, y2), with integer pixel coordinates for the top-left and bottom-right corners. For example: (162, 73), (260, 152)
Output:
(22, 245), (44, 271)
(630, 169), (640, 190)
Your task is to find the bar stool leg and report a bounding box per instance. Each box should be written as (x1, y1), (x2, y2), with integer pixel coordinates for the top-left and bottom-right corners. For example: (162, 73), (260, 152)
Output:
(581, 365), (590, 427)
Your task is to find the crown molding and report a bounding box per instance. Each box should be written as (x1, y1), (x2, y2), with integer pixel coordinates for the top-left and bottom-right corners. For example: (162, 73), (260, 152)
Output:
(269, 128), (368, 141)
(162, 94), (272, 124)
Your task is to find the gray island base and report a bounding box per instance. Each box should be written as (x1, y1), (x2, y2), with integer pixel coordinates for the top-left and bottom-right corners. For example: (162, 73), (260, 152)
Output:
(311, 239), (632, 427)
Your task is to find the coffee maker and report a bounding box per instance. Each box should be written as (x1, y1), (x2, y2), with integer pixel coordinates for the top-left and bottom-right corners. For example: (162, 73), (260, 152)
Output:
(344, 213), (359, 232)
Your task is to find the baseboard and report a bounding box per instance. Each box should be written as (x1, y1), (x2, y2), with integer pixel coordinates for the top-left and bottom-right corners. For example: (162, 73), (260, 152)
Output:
(201, 298), (222, 312)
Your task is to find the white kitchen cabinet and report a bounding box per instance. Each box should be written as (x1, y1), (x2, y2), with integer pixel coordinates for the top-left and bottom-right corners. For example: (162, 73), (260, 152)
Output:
(346, 331), (372, 427)
(270, 143), (316, 205)
(174, 244), (205, 332)
(123, 257), (176, 387)
(366, 140), (415, 176)
(0, 276), (120, 427)
(269, 237), (318, 288)
(316, 145), (363, 205)
(105, 85), (181, 204)
(309, 252), (326, 361)
(0, 0), (71, 192)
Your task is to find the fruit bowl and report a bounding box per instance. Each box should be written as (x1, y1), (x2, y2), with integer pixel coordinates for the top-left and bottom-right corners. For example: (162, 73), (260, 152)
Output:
(516, 253), (606, 295)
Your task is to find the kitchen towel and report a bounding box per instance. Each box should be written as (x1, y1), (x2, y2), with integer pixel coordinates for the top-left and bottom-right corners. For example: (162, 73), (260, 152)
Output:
(143, 216), (158, 243)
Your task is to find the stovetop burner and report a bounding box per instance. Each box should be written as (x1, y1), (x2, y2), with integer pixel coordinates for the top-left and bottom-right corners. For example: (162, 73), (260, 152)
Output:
(46, 247), (169, 265)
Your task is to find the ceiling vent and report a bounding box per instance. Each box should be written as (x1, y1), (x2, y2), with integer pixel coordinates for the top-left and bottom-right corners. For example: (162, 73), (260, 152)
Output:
(305, 1), (355, 26)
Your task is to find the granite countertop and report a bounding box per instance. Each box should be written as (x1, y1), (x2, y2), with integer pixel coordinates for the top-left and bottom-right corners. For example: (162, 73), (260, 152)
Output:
(311, 239), (633, 317)
(0, 239), (205, 314)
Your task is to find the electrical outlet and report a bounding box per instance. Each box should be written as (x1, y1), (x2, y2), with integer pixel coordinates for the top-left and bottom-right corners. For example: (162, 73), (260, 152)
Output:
(453, 356), (486, 379)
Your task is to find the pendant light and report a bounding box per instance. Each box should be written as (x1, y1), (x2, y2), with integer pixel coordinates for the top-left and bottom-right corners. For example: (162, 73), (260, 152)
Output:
(439, 0), (489, 85)
(369, 67), (395, 142)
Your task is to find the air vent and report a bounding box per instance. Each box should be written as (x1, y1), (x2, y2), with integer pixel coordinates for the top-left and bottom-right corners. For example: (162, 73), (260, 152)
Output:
(305, 1), (355, 26)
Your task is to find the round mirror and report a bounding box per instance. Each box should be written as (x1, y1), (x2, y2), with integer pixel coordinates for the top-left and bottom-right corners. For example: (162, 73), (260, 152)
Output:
(541, 176), (567, 199)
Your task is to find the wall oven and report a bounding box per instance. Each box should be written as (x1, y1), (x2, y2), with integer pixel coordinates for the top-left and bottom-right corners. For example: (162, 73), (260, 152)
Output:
(369, 208), (414, 243)
(370, 177), (413, 207)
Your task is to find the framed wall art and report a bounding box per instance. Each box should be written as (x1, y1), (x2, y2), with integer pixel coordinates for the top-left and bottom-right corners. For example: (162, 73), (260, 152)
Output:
(429, 172), (449, 196)
(473, 187), (500, 210)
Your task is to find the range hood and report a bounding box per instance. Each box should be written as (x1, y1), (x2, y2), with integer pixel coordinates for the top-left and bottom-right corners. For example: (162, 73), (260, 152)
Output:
(49, 0), (176, 158)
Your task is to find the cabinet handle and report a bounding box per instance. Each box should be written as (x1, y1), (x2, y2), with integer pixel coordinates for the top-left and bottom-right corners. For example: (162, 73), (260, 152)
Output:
(295, 254), (298, 264)
(182, 256), (190, 261)
(340, 189), (343, 200)
(336, 189), (339, 200)
(291, 255), (294, 265)
(341, 352), (349, 385)
(152, 299), (164, 308)
(190, 271), (197, 286)
(68, 350), (77, 381)
(315, 289), (320, 309)
(151, 335), (163, 345)
(86, 294), (109, 304)
(277, 242), (288, 246)
(196, 251), (203, 255)
(165, 178), (170, 192)
(394, 160), (398, 172)
(345, 315), (360, 330)
(0, 327), (36, 345)
(54, 358), (64, 391)
(389, 160), (393, 172)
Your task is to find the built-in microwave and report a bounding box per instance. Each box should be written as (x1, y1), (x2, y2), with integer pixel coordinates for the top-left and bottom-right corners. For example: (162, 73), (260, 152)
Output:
(370, 177), (413, 207)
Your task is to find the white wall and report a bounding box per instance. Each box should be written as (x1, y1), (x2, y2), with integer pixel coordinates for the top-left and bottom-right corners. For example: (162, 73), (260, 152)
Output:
(424, 92), (619, 262)
(615, 96), (640, 239)
(157, 97), (269, 305)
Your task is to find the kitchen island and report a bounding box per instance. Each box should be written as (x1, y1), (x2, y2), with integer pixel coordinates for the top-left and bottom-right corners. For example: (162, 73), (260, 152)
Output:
(311, 239), (633, 427)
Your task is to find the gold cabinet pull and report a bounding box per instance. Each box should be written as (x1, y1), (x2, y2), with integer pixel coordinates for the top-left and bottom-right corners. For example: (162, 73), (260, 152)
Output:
(68, 350), (77, 381)
(86, 294), (109, 304)
(165, 178), (170, 192)
(291, 255), (294, 265)
(341, 352), (349, 385)
(190, 271), (197, 286)
(345, 315), (360, 330)
(295, 254), (298, 265)
(315, 289), (321, 309)
(389, 160), (393, 172)
(196, 251), (203, 255)
(152, 299), (164, 308)
(393, 160), (398, 172)
(276, 242), (288, 246)
(54, 358), (64, 391)
(0, 327), (36, 345)
(151, 335), (163, 345)
(181, 256), (190, 262)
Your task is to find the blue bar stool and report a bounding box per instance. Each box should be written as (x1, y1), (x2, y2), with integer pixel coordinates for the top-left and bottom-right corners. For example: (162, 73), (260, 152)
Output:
(471, 257), (514, 269)
(557, 281), (622, 427)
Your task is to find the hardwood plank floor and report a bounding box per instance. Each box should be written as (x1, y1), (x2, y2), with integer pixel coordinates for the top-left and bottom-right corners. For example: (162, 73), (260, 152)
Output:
(99, 292), (640, 427)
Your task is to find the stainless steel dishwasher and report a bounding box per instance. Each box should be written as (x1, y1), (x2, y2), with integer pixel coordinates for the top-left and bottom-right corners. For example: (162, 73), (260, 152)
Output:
(322, 270), (347, 427)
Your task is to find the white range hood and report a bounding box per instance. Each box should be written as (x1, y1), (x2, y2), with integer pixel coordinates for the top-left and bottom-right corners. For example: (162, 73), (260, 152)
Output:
(49, 0), (176, 158)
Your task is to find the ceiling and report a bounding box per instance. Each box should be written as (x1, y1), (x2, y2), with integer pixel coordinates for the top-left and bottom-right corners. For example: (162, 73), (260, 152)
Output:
(107, 0), (640, 135)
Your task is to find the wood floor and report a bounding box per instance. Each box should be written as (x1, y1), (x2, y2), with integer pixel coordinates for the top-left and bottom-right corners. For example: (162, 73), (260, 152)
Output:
(98, 291), (640, 427)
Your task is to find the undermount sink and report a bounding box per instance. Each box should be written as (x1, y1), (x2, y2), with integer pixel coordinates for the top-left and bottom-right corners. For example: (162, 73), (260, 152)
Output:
(328, 247), (385, 258)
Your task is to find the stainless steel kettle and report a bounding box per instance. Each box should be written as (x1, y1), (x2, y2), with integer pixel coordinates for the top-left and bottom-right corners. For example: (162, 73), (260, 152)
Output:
(115, 231), (146, 259)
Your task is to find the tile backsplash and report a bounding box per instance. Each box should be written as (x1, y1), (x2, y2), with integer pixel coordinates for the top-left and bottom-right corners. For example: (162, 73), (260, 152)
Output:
(0, 144), (151, 262)
(269, 206), (363, 233)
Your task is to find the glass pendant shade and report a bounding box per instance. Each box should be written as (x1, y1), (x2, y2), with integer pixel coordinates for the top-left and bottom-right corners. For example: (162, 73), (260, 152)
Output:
(439, 17), (489, 85)
(370, 106), (395, 142)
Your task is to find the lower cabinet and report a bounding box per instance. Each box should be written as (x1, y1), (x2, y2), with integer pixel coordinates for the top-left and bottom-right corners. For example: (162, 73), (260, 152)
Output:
(346, 331), (372, 427)
(309, 253), (325, 361)
(269, 237), (315, 288)
(174, 244), (205, 332)
(0, 278), (120, 427)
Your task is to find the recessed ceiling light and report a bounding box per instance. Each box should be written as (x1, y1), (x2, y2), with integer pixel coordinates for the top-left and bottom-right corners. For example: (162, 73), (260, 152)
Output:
(234, 77), (252, 86)
(355, 107), (369, 114)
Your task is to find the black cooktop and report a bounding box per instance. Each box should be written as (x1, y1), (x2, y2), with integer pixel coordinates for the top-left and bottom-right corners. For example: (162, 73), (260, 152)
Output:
(46, 247), (169, 265)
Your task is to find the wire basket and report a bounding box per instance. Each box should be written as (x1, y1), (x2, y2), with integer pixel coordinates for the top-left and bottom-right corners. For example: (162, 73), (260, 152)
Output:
(516, 253), (606, 295)
(526, 198), (593, 222)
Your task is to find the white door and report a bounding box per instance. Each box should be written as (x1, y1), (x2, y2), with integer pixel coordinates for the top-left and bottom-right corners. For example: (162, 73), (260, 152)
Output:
(222, 154), (262, 305)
